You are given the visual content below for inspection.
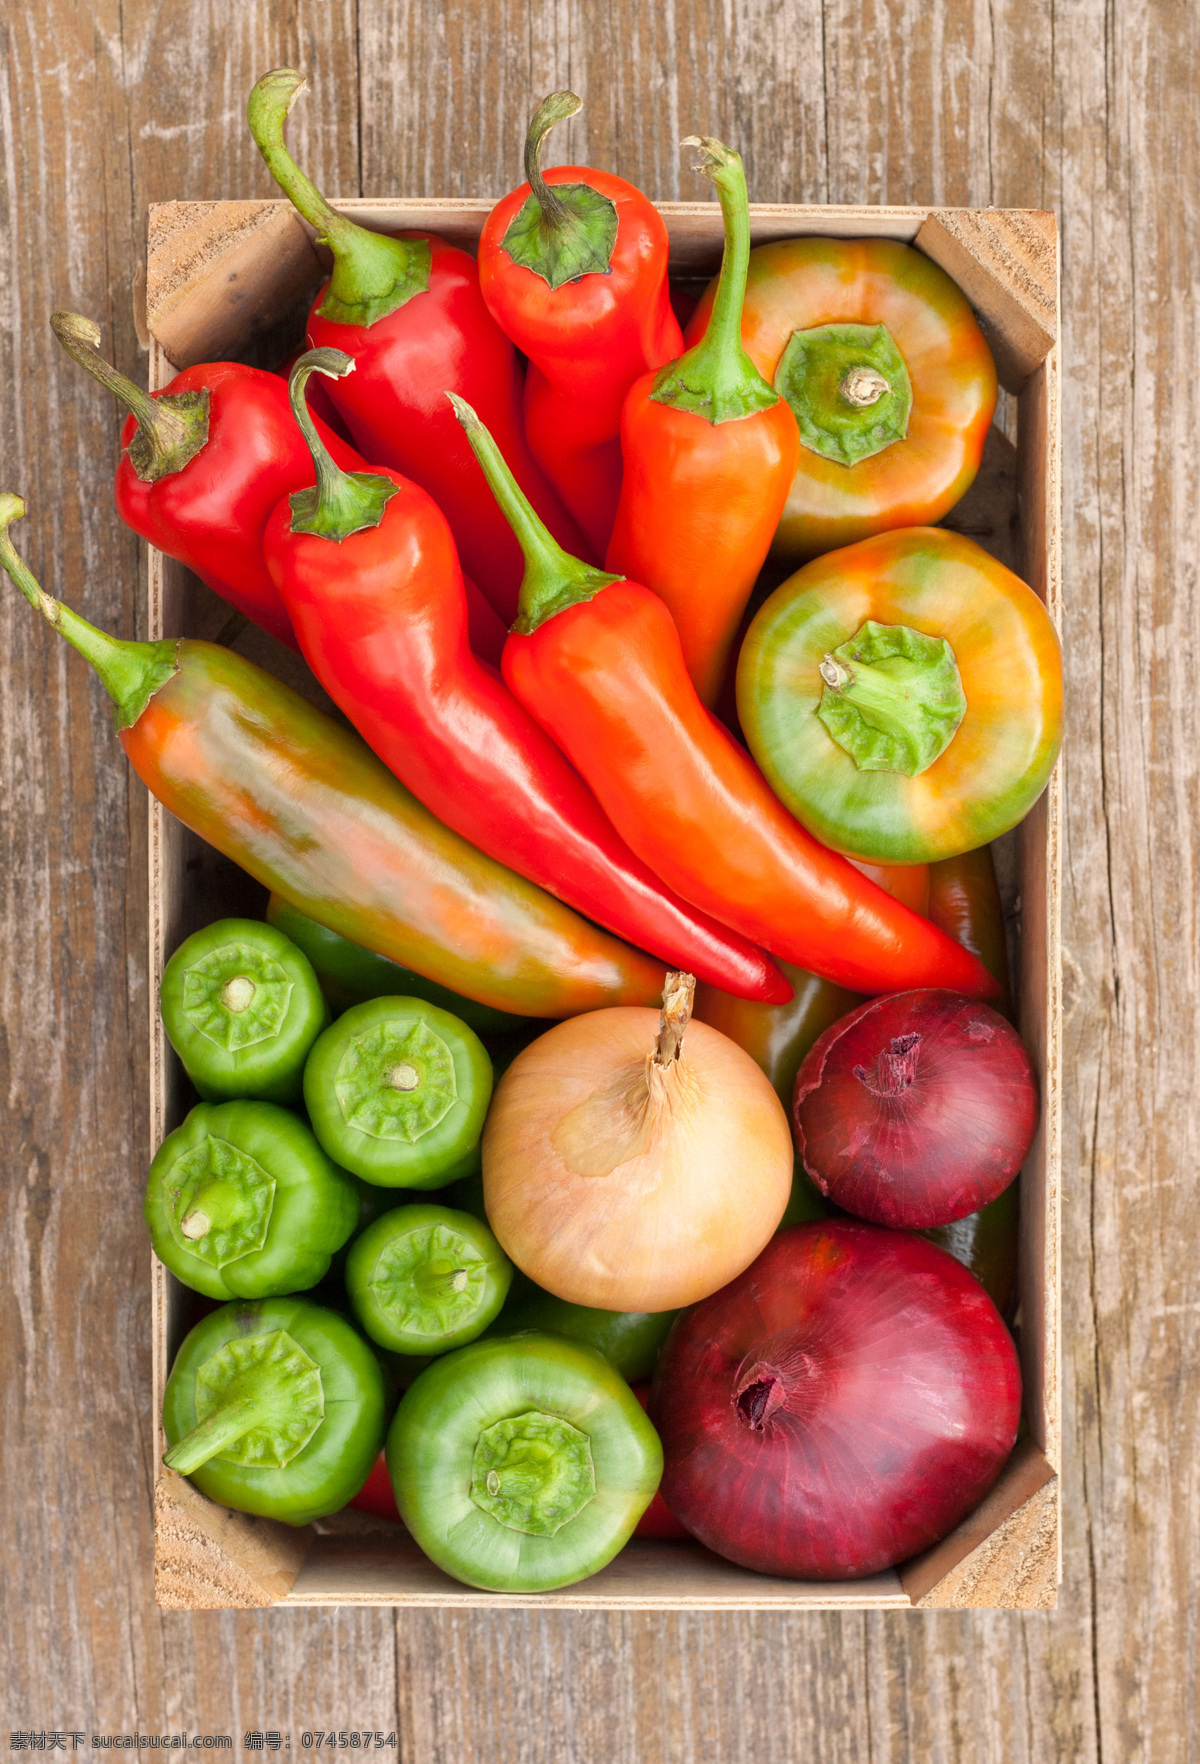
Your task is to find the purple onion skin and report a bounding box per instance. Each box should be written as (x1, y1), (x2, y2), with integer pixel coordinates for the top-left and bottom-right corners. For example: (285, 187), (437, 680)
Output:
(793, 989), (1037, 1229)
(650, 1223), (1022, 1580)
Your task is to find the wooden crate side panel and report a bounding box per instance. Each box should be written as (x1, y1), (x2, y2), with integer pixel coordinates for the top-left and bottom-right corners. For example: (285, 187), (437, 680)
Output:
(915, 209), (1058, 393)
(154, 1469), (309, 1610)
(285, 1535), (909, 1611)
(897, 1437), (1057, 1606)
(1016, 350), (1064, 1496)
(145, 199), (936, 364)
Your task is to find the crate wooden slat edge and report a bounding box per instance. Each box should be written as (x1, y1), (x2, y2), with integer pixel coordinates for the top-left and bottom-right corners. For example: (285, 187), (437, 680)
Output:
(144, 201), (1062, 1611)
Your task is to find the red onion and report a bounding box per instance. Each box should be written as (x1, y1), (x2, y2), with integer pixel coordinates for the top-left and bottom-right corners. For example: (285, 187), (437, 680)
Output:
(650, 1222), (1021, 1579)
(793, 989), (1037, 1228)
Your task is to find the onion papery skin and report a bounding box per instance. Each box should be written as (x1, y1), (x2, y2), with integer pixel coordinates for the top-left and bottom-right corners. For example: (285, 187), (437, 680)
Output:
(481, 1007), (793, 1312)
(793, 989), (1037, 1229)
(651, 1222), (1021, 1579)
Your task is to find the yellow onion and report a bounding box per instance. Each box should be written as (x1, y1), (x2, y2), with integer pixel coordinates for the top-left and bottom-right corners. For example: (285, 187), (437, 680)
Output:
(481, 974), (793, 1311)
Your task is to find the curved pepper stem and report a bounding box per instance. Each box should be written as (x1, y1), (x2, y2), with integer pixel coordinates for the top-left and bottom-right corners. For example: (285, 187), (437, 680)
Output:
(649, 137), (777, 424)
(50, 312), (210, 482)
(162, 1394), (276, 1475)
(248, 69), (432, 329)
(447, 394), (621, 633)
(0, 494), (178, 730)
(499, 92), (619, 289)
(287, 349), (399, 540)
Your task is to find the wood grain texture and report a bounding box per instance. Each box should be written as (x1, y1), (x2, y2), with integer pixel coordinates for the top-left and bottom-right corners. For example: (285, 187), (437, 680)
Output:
(1, 3), (1195, 1763)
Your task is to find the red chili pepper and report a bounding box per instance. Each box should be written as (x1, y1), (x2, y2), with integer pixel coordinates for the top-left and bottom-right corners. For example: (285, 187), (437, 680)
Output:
(604, 138), (800, 707)
(260, 351), (789, 1004)
(248, 69), (594, 626)
(452, 397), (1000, 1002)
(273, 348), (505, 668)
(0, 496), (666, 1021)
(50, 312), (363, 652)
(477, 92), (683, 557)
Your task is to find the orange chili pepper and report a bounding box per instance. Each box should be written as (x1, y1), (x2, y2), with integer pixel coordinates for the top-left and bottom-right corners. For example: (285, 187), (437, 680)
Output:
(604, 138), (799, 707)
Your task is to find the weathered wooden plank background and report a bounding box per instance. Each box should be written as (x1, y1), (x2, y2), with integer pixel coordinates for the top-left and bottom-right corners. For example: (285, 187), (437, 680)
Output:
(0, 0), (1195, 1758)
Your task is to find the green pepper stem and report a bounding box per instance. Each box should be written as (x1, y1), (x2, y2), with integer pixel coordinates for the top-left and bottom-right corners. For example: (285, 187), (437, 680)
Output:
(50, 312), (210, 482)
(447, 393), (621, 633)
(818, 653), (923, 745)
(247, 69), (431, 329)
(286, 349), (398, 540)
(649, 138), (777, 424)
(523, 91), (583, 231)
(0, 495), (179, 730)
(163, 1394), (274, 1475)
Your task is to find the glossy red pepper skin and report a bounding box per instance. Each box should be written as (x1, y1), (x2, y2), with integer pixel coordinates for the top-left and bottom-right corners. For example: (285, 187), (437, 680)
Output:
(502, 580), (999, 999)
(605, 378), (800, 706)
(303, 235), (594, 625)
(262, 468), (790, 1003)
(116, 363), (361, 650)
(479, 168), (683, 557)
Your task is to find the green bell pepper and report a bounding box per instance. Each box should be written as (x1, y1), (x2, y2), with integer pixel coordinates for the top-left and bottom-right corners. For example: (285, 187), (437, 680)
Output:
(160, 917), (330, 1103)
(387, 1333), (662, 1591)
(304, 996), (493, 1188)
(266, 894), (527, 1036)
(145, 1100), (359, 1300)
(162, 1297), (387, 1525)
(346, 1203), (512, 1355)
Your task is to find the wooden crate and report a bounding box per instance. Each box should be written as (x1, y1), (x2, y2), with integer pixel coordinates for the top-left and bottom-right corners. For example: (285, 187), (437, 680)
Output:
(143, 198), (1061, 1612)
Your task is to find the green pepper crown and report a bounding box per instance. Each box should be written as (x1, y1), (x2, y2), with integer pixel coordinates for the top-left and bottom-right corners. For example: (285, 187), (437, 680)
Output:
(180, 939), (296, 1049)
(50, 311), (211, 482)
(286, 349), (400, 540)
(776, 323), (912, 466)
(0, 495), (180, 732)
(164, 1329), (325, 1474)
(334, 1015), (458, 1142)
(817, 620), (967, 777)
(648, 137), (778, 425)
(248, 69), (432, 329)
(499, 91), (619, 290)
(366, 1216), (490, 1338)
(161, 1135), (277, 1269)
(470, 1410), (597, 1536)
(448, 392), (622, 634)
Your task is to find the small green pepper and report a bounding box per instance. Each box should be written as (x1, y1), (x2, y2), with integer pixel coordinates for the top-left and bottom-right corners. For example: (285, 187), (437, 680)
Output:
(160, 918), (330, 1103)
(388, 1333), (662, 1591)
(266, 894), (527, 1036)
(346, 1203), (512, 1355)
(162, 1297), (386, 1525)
(488, 1292), (676, 1383)
(304, 997), (493, 1188)
(145, 1101), (359, 1300)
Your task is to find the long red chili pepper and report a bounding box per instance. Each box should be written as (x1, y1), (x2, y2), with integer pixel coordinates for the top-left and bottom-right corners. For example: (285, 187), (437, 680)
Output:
(604, 138), (800, 707)
(50, 312), (363, 651)
(477, 91), (683, 557)
(271, 346), (506, 669)
(247, 68), (594, 626)
(260, 350), (789, 1004)
(0, 496), (665, 1020)
(451, 397), (999, 1001)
